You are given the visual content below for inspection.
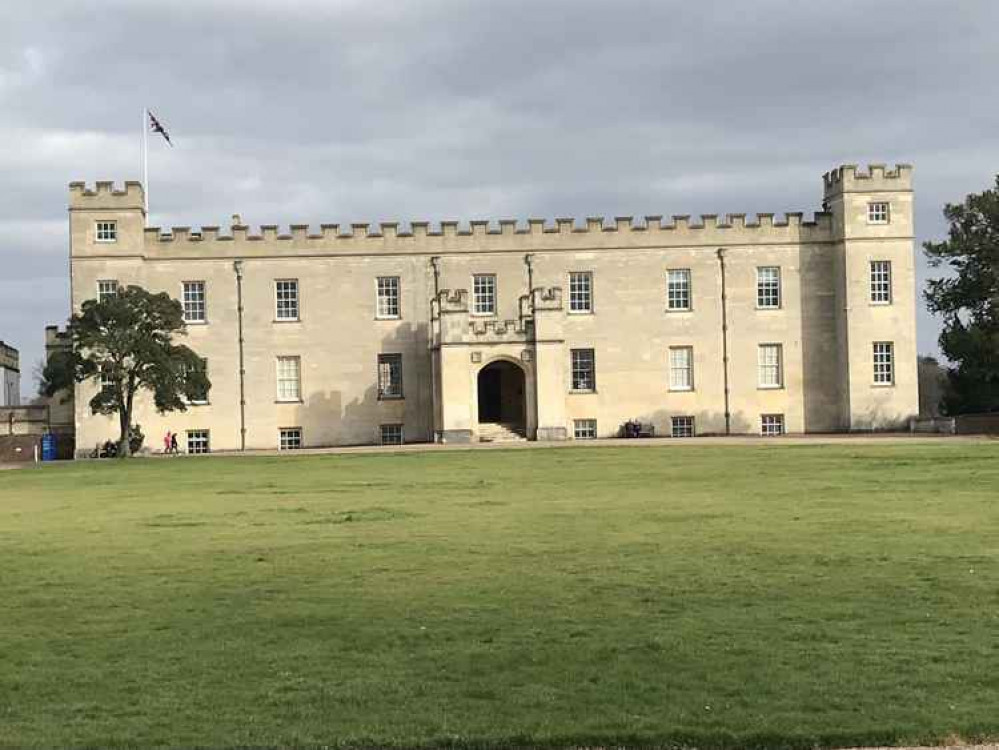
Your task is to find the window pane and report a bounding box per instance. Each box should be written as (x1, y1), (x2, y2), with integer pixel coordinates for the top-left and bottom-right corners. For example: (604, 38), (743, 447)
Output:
(472, 274), (496, 314)
(757, 267), (781, 308)
(870, 260), (892, 303)
(95, 221), (117, 242)
(276, 280), (299, 320)
(761, 414), (784, 436)
(669, 347), (693, 390)
(671, 416), (694, 438)
(666, 269), (691, 310)
(377, 277), (400, 318)
(183, 281), (206, 322)
(97, 280), (118, 302)
(570, 348), (595, 391)
(758, 344), (783, 388)
(573, 419), (597, 439)
(568, 272), (592, 312)
(378, 354), (403, 398)
(186, 430), (210, 454)
(276, 356), (301, 401)
(279, 428), (302, 450)
(380, 423), (403, 445)
(868, 202), (890, 224)
(873, 342), (894, 384)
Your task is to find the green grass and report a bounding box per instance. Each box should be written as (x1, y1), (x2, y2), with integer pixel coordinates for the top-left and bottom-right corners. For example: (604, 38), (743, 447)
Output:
(1, 443), (998, 748)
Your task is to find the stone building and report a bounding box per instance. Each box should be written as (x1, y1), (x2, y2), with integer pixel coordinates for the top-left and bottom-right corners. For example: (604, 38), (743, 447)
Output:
(67, 163), (918, 453)
(1, 341), (20, 407)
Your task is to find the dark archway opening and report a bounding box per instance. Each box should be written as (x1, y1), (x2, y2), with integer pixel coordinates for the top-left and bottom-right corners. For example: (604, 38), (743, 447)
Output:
(477, 360), (526, 429)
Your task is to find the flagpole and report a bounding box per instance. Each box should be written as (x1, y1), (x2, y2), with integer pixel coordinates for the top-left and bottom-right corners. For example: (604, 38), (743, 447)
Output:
(141, 107), (149, 224)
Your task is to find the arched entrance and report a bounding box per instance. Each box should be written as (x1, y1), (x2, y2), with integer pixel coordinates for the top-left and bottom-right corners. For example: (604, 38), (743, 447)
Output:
(477, 359), (526, 435)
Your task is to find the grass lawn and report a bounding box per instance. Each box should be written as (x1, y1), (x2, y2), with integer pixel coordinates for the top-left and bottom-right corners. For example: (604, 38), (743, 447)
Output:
(1, 442), (998, 748)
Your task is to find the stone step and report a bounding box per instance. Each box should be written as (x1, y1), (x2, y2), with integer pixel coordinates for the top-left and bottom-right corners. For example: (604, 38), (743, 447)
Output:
(478, 422), (527, 442)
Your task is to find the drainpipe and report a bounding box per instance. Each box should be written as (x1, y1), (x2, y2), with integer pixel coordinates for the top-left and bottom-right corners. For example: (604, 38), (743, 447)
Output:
(429, 256), (441, 442)
(233, 260), (247, 451)
(524, 254), (535, 315)
(716, 248), (731, 435)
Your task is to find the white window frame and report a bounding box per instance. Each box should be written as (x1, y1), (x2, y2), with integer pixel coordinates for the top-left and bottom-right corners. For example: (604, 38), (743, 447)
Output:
(873, 341), (895, 385)
(279, 427), (302, 450)
(756, 267), (781, 309)
(377, 353), (403, 399)
(761, 414), (785, 436)
(97, 279), (118, 302)
(99, 365), (114, 393)
(870, 260), (892, 304)
(867, 202), (890, 225)
(95, 220), (117, 243)
(182, 280), (207, 323)
(276, 356), (301, 402)
(275, 279), (300, 321)
(568, 272), (593, 314)
(570, 348), (596, 392)
(758, 343), (783, 389)
(472, 274), (496, 315)
(666, 269), (692, 311)
(668, 346), (694, 391)
(376, 276), (401, 319)
(380, 423), (403, 445)
(186, 429), (210, 454)
(573, 419), (597, 439)
(671, 416), (694, 438)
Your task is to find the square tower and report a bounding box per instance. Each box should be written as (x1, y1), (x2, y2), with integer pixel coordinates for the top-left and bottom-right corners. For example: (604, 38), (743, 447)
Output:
(824, 164), (918, 428)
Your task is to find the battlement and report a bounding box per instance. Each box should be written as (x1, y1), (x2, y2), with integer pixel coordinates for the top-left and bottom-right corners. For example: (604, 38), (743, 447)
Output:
(69, 180), (145, 211)
(138, 211), (834, 246)
(823, 163), (912, 198)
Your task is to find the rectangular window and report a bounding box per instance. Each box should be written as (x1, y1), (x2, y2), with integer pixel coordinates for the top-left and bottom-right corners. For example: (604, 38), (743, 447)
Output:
(279, 427), (302, 450)
(97, 279), (118, 302)
(99, 364), (114, 393)
(758, 344), (783, 389)
(472, 274), (496, 315)
(275, 279), (300, 320)
(669, 346), (694, 391)
(182, 281), (206, 322)
(377, 353), (403, 399)
(873, 342), (894, 385)
(568, 272), (593, 313)
(868, 202), (890, 224)
(380, 423), (403, 445)
(276, 356), (301, 401)
(666, 269), (691, 311)
(570, 348), (596, 392)
(186, 429), (210, 454)
(761, 414), (785, 437)
(573, 419), (597, 439)
(870, 260), (892, 304)
(671, 416), (695, 438)
(376, 276), (400, 319)
(187, 358), (209, 404)
(757, 267), (781, 309)
(95, 221), (117, 243)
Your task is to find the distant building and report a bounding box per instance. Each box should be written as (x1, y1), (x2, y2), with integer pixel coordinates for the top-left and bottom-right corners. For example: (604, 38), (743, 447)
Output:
(0, 341), (19, 407)
(66, 164), (918, 453)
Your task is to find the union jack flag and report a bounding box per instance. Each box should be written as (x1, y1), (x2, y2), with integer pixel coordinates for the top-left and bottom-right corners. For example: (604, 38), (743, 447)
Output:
(148, 111), (172, 146)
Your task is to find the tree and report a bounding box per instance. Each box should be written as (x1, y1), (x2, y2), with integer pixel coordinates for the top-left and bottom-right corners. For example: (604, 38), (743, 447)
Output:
(42, 285), (211, 457)
(923, 176), (999, 415)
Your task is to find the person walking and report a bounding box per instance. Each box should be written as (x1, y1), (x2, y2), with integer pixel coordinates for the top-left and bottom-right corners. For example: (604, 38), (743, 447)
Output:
(163, 431), (172, 455)
(170, 432), (179, 455)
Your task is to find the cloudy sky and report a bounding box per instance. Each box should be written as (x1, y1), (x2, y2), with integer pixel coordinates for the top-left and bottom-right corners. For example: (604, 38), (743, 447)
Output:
(2, 0), (997, 398)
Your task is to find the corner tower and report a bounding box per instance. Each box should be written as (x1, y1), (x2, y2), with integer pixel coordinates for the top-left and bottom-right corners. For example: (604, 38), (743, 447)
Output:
(824, 164), (918, 429)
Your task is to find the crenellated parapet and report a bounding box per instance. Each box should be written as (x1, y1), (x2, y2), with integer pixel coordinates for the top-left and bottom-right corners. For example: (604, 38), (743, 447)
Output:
(823, 163), (912, 198)
(532, 286), (563, 312)
(437, 289), (469, 313)
(469, 318), (532, 338)
(69, 180), (144, 211)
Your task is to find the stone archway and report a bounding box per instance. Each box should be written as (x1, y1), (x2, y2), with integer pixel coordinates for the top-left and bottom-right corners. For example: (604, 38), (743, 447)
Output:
(477, 359), (526, 433)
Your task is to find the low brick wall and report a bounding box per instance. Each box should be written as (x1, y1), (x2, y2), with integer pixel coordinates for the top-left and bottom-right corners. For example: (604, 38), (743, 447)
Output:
(0, 435), (41, 463)
(954, 413), (999, 435)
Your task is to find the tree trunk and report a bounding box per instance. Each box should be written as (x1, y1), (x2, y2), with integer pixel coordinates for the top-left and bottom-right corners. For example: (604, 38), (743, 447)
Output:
(118, 380), (135, 458)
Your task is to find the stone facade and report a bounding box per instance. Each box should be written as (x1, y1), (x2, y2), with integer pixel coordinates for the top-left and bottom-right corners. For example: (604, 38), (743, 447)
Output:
(67, 164), (918, 453)
(0, 341), (19, 407)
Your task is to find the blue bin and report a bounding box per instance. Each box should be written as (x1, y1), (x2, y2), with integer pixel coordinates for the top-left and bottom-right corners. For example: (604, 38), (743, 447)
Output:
(41, 433), (57, 462)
